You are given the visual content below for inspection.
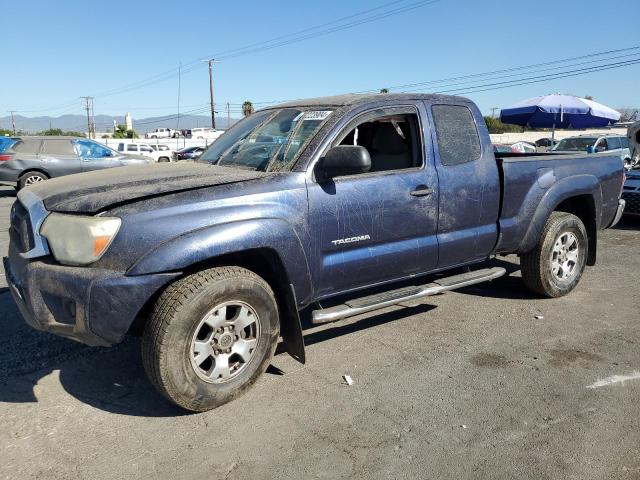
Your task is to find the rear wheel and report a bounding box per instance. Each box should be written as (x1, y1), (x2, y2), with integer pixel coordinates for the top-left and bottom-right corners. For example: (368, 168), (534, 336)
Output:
(158, 156), (170, 163)
(18, 171), (48, 190)
(520, 212), (588, 297)
(142, 266), (279, 412)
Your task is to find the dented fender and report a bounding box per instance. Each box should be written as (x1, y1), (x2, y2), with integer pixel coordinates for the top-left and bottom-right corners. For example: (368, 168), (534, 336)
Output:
(126, 218), (314, 302)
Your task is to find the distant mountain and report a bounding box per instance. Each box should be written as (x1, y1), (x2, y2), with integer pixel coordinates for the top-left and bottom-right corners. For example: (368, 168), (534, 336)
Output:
(0, 113), (237, 134)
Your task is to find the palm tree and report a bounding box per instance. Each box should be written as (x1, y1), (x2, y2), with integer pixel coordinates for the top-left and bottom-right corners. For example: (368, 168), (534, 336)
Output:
(242, 101), (254, 117)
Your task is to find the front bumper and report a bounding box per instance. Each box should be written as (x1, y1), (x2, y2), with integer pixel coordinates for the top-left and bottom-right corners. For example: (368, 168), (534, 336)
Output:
(0, 164), (20, 185)
(3, 254), (179, 346)
(606, 199), (626, 228)
(622, 191), (640, 216)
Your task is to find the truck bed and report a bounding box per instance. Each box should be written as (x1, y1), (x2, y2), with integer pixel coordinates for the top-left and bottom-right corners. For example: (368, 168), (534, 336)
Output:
(494, 151), (624, 254)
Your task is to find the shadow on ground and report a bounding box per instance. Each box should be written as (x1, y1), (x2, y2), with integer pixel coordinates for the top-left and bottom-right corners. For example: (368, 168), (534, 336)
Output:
(0, 188), (16, 198)
(0, 258), (528, 417)
(613, 215), (640, 230)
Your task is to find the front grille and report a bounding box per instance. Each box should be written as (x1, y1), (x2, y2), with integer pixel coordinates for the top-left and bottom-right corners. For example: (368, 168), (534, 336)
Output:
(622, 191), (640, 214)
(9, 201), (35, 253)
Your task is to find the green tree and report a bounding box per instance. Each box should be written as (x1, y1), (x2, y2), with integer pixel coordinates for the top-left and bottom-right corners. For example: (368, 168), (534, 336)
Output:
(0, 128), (13, 137)
(379, 88), (389, 94)
(36, 128), (85, 136)
(483, 116), (523, 134)
(242, 101), (254, 117)
(38, 128), (64, 136)
(112, 124), (138, 139)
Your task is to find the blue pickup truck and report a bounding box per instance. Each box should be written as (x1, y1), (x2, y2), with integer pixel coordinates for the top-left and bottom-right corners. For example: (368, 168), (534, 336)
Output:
(4, 94), (626, 411)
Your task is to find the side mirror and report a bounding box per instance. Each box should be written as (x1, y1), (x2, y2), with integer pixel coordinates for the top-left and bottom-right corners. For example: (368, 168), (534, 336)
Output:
(318, 145), (371, 179)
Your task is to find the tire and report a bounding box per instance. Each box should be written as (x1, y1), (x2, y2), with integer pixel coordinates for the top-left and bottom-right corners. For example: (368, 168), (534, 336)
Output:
(158, 156), (170, 163)
(520, 212), (588, 298)
(142, 266), (280, 412)
(18, 171), (48, 190)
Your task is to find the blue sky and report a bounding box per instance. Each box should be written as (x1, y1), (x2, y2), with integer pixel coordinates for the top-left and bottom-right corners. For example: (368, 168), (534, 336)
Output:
(3, 0), (639, 121)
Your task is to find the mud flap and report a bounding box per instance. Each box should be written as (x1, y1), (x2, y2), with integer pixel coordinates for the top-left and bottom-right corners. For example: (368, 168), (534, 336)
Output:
(281, 284), (306, 364)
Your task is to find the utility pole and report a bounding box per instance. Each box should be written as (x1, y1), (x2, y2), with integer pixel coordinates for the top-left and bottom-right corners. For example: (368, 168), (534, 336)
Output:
(203, 59), (216, 129)
(491, 107), (499, 119)
(8, 111), (16, 135)
(81, 96), (94, 138)
(226, 102), (230, 129)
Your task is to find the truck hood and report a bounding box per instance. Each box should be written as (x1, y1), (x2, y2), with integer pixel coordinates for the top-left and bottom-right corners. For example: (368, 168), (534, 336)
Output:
(27, 162), (268, 213)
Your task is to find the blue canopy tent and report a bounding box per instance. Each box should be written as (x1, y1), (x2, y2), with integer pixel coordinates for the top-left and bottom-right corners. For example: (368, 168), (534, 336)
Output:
(500, 94), (621, 141)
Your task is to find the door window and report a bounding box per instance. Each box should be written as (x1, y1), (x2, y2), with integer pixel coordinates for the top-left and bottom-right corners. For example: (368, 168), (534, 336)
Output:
(140, 145), (153, 152)
(621, 137), (629, 148)
(127, 144), (139, 152)
(41, 140), (75, 155)
(431, 104), (481, 166)
(596, 138), (609, 151)
(607, 137), (622, 149)
(333, 107), (423, 174)
(117, 143), (125, 151)
(75, 140), (114, 158)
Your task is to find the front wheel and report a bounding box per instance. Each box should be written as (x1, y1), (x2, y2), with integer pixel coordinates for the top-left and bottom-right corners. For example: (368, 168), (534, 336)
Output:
(18, 171), (48, 190)
(142, 266), (279, 412)
(520, 212), (588, 298)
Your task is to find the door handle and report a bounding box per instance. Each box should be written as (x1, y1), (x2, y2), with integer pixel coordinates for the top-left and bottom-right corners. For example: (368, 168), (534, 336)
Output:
(410, 186), (434, 197)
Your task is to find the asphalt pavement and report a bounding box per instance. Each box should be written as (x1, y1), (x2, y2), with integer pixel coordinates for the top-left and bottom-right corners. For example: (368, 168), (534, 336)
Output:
(0, 185), (639, 480)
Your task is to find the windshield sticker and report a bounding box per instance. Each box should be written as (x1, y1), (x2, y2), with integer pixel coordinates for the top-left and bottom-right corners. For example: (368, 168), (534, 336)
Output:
(303, 110), (332, 121)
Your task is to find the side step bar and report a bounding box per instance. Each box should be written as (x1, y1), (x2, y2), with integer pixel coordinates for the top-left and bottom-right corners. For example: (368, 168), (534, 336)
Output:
(311, 267), (506, 324)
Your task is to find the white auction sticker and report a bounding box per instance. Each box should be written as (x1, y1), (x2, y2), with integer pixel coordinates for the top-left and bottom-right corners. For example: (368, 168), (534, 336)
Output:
(303, 110), (332, 121)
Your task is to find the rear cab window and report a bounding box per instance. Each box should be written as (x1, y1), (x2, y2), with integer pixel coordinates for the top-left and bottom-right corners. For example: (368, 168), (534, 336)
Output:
(431, 104), (481, 166)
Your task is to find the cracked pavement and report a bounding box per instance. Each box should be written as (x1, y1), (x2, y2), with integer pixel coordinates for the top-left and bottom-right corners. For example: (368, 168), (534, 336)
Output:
(0, 185), (639, 479)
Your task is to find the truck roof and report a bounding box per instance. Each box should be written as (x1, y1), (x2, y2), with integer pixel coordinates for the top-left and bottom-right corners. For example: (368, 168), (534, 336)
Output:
(271, 93), (469, 109)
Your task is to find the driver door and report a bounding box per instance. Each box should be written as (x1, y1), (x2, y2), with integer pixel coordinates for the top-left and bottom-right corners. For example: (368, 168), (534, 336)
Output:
(306, 104), (439, 298)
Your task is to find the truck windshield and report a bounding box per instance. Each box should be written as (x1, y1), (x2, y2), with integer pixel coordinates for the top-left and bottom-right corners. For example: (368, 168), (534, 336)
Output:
(199, 108), (332, 171)
(553, 137), (597, 152)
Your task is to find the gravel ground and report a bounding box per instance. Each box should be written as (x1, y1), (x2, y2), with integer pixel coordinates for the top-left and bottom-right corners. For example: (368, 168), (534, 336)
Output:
(0, 185), (639, 480)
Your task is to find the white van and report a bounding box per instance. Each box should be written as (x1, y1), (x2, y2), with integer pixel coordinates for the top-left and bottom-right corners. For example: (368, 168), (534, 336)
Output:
(117, 142), (173, 162)
(190, 128), (224, 141)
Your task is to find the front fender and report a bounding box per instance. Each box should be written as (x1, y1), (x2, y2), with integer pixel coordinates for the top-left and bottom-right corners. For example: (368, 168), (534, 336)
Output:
(126, 218), (313, 302)
(518, 174), (601, 253)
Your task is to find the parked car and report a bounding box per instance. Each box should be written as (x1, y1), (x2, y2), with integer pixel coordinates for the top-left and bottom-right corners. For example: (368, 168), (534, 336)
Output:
(149, 144), (174, 162)
(0, 136), (17, 152)
(510, 141), (536, 153)
(492, 143), (518, 153)
(145, 128), (175, 139)
(534, 137), (559, 151)
(622, 167), (640, 216)
(189, 127), (224, 141)
(4, 93), (625, 412)
(116, 142), (172, 162)
(627, 120), (640, 169)
(173, 146), (205, 160)
(552, 134), (631, 168)
(0, 136), (151, 189)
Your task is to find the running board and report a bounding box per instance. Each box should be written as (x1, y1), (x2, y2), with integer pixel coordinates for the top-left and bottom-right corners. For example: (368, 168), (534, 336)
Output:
(311, 267), (506, 324)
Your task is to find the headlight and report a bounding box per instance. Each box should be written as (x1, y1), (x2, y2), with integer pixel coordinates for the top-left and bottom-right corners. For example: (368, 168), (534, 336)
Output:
(40, 213), (121, 266)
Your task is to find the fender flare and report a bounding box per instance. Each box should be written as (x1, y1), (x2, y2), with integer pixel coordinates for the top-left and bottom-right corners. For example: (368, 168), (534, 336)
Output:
(127, 218), (313, 301)
(518, 174), (601, 254)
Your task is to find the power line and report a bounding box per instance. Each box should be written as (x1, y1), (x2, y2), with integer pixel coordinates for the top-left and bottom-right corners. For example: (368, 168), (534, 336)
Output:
(353, 46), (640, 93)
(10, 0), (445, 110)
